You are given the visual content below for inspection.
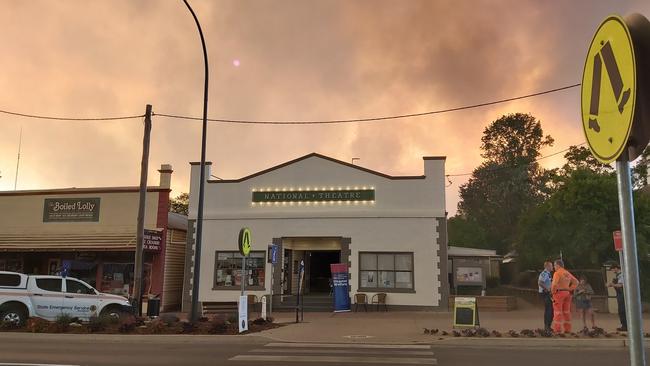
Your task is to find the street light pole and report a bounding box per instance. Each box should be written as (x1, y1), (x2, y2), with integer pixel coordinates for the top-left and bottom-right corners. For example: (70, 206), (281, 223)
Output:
(182, 0), (209, 323)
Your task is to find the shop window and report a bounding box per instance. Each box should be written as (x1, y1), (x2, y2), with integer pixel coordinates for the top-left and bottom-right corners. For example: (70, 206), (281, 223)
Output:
(101, 263), (135, 296)
(214, 251), (265, 290)
(35, 278), (62, 292)
(359, 252), (414, 292)
(66, 279), (96, 295)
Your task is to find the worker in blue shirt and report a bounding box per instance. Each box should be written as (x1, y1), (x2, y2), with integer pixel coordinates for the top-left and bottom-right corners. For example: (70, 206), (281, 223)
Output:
(538, 261), (554, 331)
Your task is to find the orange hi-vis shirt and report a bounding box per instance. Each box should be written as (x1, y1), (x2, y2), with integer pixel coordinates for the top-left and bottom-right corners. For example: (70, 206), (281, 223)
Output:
(551, 267), (578, 293)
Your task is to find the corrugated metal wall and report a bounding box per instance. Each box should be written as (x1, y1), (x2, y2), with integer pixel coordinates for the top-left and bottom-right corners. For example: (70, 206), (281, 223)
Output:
(162, 228), (187, 311)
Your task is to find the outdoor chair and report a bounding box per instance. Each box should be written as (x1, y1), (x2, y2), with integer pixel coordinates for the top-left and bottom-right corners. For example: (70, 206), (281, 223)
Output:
(372, 293), (388, 311)
(353, 293), (368, 312)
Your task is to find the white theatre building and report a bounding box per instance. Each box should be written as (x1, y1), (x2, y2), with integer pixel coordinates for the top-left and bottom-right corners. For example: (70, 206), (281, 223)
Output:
(183, 153), (449, 312)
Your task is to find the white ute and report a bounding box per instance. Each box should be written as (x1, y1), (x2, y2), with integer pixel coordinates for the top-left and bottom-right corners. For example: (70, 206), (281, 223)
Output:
(0, 271), (131, 325)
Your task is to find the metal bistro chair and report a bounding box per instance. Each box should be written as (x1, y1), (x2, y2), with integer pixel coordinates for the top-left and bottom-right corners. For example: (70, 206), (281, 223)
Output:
(354, 293), (368, 312)
(372, 293), (388, 312)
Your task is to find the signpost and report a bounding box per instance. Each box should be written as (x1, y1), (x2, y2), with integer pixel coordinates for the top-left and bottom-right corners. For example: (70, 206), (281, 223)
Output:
(581, 14), (650, 366)
(267, 244), (278, 318)
(237, 228), (251, 333)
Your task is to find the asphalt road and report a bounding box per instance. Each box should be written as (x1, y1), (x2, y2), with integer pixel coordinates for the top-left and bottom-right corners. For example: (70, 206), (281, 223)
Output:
(0, 334), (646, 366)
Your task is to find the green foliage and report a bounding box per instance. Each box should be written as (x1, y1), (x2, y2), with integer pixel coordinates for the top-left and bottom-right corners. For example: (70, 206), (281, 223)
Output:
(146, 319), (166, 334)
(458, 113), (553, 254)
(86, 315), (111, 333)
(27, 318), (50, 333)
(52, 314), (74, 333)
(517, 168), (650, 269)
(170, 192), (189, 215)
(448, 216), (487, 249)
(208, 315), (228, 334)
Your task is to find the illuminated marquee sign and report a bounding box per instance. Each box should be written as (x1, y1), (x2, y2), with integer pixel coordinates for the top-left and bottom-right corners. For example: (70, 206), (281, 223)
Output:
(252, 188), (375, 203)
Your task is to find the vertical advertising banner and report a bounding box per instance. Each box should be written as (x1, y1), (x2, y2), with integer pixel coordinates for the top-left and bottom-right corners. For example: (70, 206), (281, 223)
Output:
(238, 295), (248, 333)
(330, 263), (351, 312)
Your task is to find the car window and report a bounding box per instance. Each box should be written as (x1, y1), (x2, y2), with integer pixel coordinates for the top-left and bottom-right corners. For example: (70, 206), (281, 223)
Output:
(0, 273), (21, 287)
(66, 279), (95, 295)
(35, 278), (62, 292)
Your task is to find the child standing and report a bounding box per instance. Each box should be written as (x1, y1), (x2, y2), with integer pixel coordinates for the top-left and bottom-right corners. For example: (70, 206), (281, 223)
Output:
(575, 275), (596, 330)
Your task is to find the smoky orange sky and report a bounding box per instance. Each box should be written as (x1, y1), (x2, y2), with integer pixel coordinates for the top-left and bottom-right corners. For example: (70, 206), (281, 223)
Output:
(1, 0), (649, 215)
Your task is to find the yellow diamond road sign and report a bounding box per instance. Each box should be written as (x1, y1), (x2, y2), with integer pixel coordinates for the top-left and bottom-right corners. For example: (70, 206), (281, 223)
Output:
(581, 15), (636, 163)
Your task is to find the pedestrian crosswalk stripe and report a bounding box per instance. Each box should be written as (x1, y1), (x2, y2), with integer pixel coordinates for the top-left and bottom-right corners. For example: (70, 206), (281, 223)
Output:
(230, 355), (437, 365)
(264, 342), (431, 349)
(250, 348), (434, 356)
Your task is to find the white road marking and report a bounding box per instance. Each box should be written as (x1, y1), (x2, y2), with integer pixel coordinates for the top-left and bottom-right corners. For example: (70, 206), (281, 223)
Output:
(0, 364), (80, 366)
(230, 355), (437, 364)
(263, 342), (431, 349)
(251, 348), (434, 356)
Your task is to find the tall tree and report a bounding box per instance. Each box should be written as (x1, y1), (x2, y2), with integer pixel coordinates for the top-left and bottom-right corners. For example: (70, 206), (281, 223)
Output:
(170, 192), (189, 215)
(455, 113), (554, 254)
(518, 168), (650, 269)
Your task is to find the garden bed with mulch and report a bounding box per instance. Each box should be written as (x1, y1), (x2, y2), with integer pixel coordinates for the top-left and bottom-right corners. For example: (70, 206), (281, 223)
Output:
(0, 313), (282, 335)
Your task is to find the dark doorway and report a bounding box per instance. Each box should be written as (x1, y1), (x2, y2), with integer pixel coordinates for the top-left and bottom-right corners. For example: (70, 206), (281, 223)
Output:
(308, 251), (340, 293)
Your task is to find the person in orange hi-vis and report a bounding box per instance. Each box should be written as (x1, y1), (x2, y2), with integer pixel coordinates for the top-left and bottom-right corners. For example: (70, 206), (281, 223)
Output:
(551, 259), (579, 333)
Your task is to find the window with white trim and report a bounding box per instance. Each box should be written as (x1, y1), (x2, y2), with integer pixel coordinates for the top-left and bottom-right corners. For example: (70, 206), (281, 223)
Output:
(359, 252), (414, 291)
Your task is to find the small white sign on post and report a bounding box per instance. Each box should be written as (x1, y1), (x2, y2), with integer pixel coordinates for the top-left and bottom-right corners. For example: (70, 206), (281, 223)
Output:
(261, 295), (267, 320)
(238, 295), (248, 333)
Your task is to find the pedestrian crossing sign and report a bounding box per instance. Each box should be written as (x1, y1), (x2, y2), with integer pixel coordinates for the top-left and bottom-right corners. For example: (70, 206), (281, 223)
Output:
(581, 15), (636, 163)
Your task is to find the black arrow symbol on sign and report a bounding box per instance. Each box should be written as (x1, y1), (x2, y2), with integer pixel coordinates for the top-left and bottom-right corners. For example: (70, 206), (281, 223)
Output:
(587, 40), (631, 137)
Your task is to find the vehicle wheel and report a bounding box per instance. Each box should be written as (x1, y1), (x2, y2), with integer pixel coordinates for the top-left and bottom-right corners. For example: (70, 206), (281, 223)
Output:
(100, 306), (124, 320)
(0, 305), (27, 326)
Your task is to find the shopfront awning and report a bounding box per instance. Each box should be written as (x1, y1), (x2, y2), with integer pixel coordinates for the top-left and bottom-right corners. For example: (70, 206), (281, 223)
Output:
(0, 233), (138, 251)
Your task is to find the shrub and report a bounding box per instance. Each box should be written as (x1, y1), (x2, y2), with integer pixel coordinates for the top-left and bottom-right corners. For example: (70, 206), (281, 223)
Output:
(118, 317), (137, 334)
(180, 321), (197, 334)
(86, 316), (111, 333)
(146, 319), (166, 334)
(50, 314), (74, 333)
(208, 315), (228, 334)
(252, 318), (266, 325)
(226, 313), (238, 324)
(160, 314), (180, 327)
(27, 318), (50, 333)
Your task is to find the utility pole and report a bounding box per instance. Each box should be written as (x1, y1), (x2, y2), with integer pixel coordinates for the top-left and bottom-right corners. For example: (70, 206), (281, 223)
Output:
(14, 127), (22, 190)
(133, 104), (152, 316)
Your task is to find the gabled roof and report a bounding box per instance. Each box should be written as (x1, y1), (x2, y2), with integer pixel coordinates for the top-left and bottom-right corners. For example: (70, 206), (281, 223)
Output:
(205, 152), (439, 183)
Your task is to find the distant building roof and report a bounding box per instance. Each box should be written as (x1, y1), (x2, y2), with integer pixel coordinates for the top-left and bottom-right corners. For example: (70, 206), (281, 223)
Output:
(168, 212), (188, 231)
(448, 246), (501, 258)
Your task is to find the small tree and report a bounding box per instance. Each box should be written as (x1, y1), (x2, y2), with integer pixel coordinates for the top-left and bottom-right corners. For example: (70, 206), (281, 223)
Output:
(170, 193), (189, 215)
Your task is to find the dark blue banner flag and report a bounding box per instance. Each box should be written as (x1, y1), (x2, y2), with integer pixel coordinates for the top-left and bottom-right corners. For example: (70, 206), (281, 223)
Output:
(330, 263), (351, 312)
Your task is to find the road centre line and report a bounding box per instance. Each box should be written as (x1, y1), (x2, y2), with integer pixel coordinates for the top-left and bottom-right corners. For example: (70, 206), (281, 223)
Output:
(251, 348), (434, 356)
(230, 355), (437, 364)
(0, 363), (80, 366)
(264, 342), (432, 349)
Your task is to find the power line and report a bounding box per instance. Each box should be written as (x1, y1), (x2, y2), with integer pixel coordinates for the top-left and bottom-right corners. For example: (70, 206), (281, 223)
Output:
(153, 83), (581, 125)
(0, 109), (145, 121)
(0, 83), (579, 124)
(446, 142), (587, 178)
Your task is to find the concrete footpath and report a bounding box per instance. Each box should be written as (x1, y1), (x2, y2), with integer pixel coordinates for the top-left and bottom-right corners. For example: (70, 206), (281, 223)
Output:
(256, 308), (650, 347)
